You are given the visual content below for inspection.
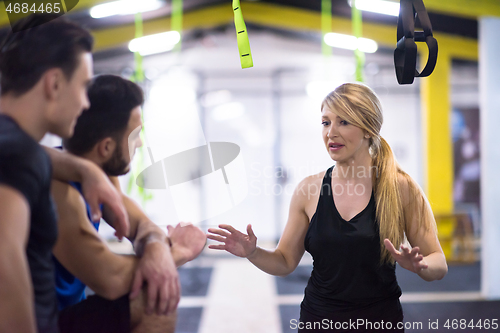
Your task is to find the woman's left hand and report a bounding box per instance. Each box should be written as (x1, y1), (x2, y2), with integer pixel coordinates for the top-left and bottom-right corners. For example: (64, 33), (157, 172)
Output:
(384, 239), (428, 274)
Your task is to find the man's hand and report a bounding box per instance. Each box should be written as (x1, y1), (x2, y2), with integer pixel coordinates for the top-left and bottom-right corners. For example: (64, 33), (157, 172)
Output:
(79, 160), (129, 240)
(130, 240), (180, 316)
(168, 222), (206, 266)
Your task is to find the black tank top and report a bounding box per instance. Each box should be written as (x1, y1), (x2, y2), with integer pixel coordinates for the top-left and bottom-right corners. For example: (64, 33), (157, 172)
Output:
(303, 165), (401, 316)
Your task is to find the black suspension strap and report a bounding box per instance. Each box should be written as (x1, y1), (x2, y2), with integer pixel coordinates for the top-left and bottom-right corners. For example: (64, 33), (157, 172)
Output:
(394, 0), (438, 85)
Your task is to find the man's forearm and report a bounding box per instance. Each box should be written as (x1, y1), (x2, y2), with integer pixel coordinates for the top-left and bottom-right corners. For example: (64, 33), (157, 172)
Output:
(104, 182), (195, 267)
(107, 180), (173, 257)
(132, 219), (195, 268)
(169, 244), (193, 267)
(135, 238), (186, 268)
(133, 219), (169, 257)
(43, 146), (87, 182)
(116, 192), (170, 253)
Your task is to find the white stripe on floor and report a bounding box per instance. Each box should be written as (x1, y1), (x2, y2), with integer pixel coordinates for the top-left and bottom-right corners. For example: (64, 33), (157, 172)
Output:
(178, 297), (207, 308)
(276, 295), (304, 305)
(400, 291), (484, 303)
(273, 291), (485, 305)
(198, 259), (282, 333)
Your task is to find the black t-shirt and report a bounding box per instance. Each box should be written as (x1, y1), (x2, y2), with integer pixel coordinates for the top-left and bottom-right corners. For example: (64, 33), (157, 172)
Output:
(303, 165), (402, 316)
(0, 114), (59, 333)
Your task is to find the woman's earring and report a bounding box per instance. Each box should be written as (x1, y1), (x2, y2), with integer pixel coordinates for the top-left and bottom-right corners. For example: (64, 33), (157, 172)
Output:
(365, 134), (370, 139)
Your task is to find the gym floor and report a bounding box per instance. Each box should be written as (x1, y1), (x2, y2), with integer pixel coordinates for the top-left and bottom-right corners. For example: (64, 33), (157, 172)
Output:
(172, 248), (499, 333)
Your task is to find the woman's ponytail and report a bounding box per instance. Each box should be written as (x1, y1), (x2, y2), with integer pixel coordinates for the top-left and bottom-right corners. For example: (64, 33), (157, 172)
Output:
(372, 137), (405, 264)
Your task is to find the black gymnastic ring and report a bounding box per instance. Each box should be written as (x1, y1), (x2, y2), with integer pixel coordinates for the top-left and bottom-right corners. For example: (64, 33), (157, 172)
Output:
(394, 0), (438, 85)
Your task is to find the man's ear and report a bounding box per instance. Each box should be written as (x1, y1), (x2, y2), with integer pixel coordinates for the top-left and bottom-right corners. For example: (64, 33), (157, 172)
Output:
(43, 68), (65, 101)
(97, 137), (117, 160)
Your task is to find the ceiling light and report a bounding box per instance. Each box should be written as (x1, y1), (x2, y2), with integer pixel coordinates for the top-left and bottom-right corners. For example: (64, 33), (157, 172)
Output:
(349, 0), (400, 17)
(324, 33), (378, 53)
(90, 0), (164, 19)
(128, 31), (181, 56)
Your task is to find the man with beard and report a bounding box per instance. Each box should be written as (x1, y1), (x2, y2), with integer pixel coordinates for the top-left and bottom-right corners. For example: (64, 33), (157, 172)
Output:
(51, 75), (206, 333)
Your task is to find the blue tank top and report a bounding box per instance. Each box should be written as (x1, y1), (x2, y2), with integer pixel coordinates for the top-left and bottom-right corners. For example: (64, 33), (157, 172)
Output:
(53, 181), (101, 310)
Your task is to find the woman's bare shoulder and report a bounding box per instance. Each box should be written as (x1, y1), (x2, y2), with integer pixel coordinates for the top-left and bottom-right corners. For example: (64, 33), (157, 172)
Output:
(292, 169), (328, 202)
(298, 169), (328, 188)
(292, 169), (329, 219)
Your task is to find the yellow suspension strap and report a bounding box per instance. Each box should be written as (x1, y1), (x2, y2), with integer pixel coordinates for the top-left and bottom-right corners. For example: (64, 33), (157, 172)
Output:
(172, 0), (183, 51)
(321, 0), (332, 57)
(351, 0), (365, 82)
(232, 0), (253, 69)
(127, 12), (153, 205)
(133, 12), (145, 83)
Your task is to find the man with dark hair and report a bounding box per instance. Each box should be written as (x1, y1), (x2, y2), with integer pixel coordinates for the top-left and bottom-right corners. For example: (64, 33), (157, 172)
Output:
(52, 75), (206, 333)
(0, 14), (130, 333)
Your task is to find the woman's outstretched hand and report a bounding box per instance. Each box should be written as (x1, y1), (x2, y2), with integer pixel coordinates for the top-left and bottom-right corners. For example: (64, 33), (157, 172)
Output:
(207, 224), (257, 258)
(384, 239), (428, 274)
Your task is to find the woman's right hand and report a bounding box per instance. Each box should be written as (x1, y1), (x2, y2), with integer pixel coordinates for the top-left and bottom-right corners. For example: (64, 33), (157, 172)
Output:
(207, 224), (257, 258)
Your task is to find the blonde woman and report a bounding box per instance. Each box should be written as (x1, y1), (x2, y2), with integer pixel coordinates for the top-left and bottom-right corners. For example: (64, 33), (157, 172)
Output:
(207, 83), (448, 332)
